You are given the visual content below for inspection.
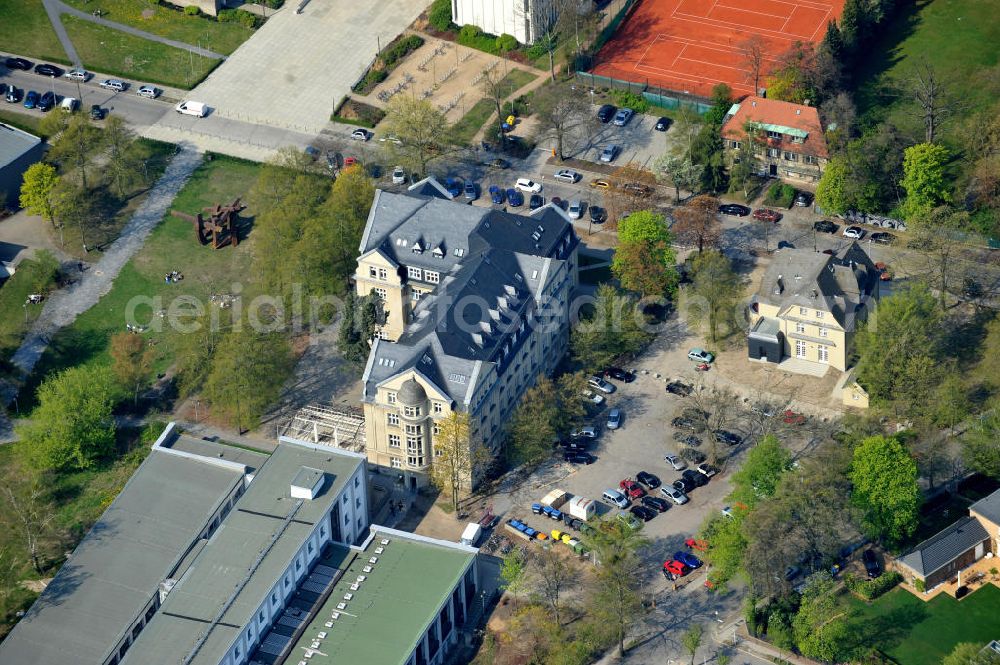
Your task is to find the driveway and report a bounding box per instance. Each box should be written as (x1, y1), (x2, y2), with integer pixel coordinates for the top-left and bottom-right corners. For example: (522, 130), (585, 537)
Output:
(188, 0), (427, 133)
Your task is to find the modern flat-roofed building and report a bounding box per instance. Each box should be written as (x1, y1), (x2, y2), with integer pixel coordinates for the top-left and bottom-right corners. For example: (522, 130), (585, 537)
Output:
(0, 122), (44, 209)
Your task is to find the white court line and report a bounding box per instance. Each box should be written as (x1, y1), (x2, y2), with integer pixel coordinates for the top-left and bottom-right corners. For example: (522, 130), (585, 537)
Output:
(715, 2), (791, 19)
(808, 8), (832, 41)
(633, 62), (756, 93)
(780, 6), (796, 31)
(671, 11), (811, 41)
(672, 43), (689, 69)
(641, 33), (784, 61)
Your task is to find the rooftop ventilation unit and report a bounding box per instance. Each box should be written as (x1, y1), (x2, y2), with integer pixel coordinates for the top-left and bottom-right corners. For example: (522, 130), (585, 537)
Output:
(290, 467), (325, 500)
(363, 565), (373, 573)
(343, 593), (353, 601)
(337, 602), (347, 610)
(369, 556), (379, 564)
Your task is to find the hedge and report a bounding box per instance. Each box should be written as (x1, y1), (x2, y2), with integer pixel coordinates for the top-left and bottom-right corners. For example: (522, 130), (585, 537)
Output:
(428, 0), (455, 31)
(845, 571), (902, 600)
(381, 35), (424, 69)
(764, 181), (796, 208)
(609, 90), (649, 114)
(217, 8), (260, 29)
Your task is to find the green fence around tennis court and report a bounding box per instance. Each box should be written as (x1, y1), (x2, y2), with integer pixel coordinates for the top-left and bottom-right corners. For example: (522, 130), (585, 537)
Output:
(573, 71), (714, 114)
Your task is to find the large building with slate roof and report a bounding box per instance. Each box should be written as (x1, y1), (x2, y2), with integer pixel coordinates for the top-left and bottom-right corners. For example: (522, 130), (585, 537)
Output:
(356, 177), (579, 490)
(748, 242), (880, 372)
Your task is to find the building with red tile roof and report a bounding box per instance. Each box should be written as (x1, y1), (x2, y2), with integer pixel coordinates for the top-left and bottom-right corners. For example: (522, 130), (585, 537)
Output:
(720, 96), (829, 184)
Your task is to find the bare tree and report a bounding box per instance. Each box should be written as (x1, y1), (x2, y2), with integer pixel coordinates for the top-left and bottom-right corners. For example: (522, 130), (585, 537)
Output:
(605, 161), (658, 229)
(908, 59), (959, 144)
(687, 384), (745, 464)
(653, 153), (704, 203)
(1, 478), (57, 574)
(532, 546), (578, 626)
(740, 36), (768, 95)
(672, 194), (721, 252)
(533, 85), (590, 160)
(479, 65), (510, 149)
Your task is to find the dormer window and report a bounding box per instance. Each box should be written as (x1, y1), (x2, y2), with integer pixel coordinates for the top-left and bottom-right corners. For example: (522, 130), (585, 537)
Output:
(432, 245), (444, 258)
(412, 240), (423, 254)
(454, 248), (465, 257)
(425, 271), (440, 284)
(407, 266), (422, 280)
(767, 130), (782, 140)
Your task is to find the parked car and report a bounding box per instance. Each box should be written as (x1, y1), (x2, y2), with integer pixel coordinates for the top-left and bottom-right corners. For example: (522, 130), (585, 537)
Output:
(666, 380), (693, 396)
(554, 168), (580, 183)
(392, 166), (407, 185)
(813, 219), (838, 233)
(5, 86), (23, 103)
(489, 185), (505, 204)
(671, 417), (702, 432)
(617, 512), (643, 530)
(674, 434), (702, 447)
(506, 188), (524, 207)
(663, 560), (688, 578)
(696, 462), (718, 478)
(675, 551), (703, 569)
(664, 454), (687, 471)
(562, 440), (589, 452)
(660, 485), (689, 505)
(461, 180), (478, 200)
(753, 208), (782, 223)
(89, 104), (105, 120)
(515, 177), (542, 193)
(654, 116), (672, 131)
(99, 78), (127, 92)
(603, 488), (629, 508)
(630, 505), (657, 521)
(843, 225), (865, 239)
(673, 476), (695, 493)
(599, 145), (619, 163)
(582, 389), (604, 406)
(683, 469), (709, 488)
(137, 85), (161, 99)
(636, 471), (661, 489)
(596, 104), (616, 123)
(65, 68), (90, 82)
(567, 200), (582, 220)
(713, 430), (742, 446)
(604, 367), (635, 383)
(23, 90), (39, 110)
(60, 96), (78, 112)
(719, 203), (751, 216)
(612, 108), (634, 126)
(863, 549), (882, 578)
(570, 426), (597, 439)
(528, 193), (544, 210)
(588, 205), (606, 224)
(642, 495), (670, 512)
(685, 538), (709, 551)
(33, 63), (64, 77)
(588, 375), (616, 394)
(607, 408), (622, 430)
(351, 128), (371, 141)
(489, 157), (510, 169)
(794, 191), (813, 207)
(687, 348), (714, 363)
(564, 451), (596, 464)
(590, 178), (611, 190)
(5, 57), (33, 71)
(443, 177), (463, 197)
(37, 91), (55, 111)
(870, 231), (894, 244)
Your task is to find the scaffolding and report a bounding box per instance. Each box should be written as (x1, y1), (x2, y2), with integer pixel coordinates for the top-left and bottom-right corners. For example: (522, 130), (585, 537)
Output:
(280, 405), (366, 453)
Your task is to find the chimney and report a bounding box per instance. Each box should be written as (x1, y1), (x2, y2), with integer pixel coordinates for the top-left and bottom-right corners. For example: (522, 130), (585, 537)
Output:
(773, 274), (783, 295)
(795, 109), (801, 115)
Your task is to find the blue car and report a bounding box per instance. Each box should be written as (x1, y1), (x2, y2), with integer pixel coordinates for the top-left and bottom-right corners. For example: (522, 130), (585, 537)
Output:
(444, 177), (463, 198)
(506, 188), (524, 207)
(489, 185), (505, 205)
(674, 551), (702, 569)
(23, 90), (39, 109)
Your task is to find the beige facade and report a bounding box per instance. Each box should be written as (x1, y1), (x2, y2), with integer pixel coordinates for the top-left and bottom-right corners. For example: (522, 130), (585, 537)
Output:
(750, 300), (850, 371)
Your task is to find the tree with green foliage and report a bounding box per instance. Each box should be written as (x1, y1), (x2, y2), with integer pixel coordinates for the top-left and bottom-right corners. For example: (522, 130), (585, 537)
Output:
(682, 624), (704, 665)
(944, 643), (1000, 665)
(653, 153), (704, 203)
(500, 548), (528, 608)
(792, 574), (853, 661)
(962, 411), (1000, 480)
(685, 250), (742, 343)
(815, 156), (851, 214)
(583, 517), (648, 657)
(689, 85), (733, 192)
(46, 113), (101, 190)
(110, 331), (156, 407)
(611, 211), (679, 299)
(572, 284), (653, 370)
(337, 291), (382, 362)
(508, 372), (589, 466)
(19, 162), (59, 227)
(0, 469), (57, 574)
(729, 435), (792, 507)
(851, 435), (920, 544)
(701, 512), (747, 588)
(428, 0), (455, 30)
(382, 96), (450, 176)
(429, 412), (488, 512)
(50, 179), (97, 251)
(101, 116), (145, 198)
(901, 143), (951, 220)
(17, 365), (120, 472)
(838, 0), (866, 53)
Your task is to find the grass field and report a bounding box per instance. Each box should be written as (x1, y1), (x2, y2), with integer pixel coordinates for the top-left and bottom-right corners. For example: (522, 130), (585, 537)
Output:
(0, 109), (51, 139)
(497, 68), (538, 96)
(846, 585), (1000, 665)
(0, 0), (69, 65)
(22, 156), (261, 405)
(854, 0), (1000, 143)
(61, 0), (255, 56)
(62, 15), (221, 90)
(450, 98), (496, 145)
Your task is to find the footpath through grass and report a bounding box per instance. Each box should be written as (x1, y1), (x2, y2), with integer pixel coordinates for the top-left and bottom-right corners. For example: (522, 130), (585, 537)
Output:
(0, 0), (69, 64)
(449, 69), (540, 145)
(62, 15), (221, 89)
(23, 156), (260, 404)
(61, 0), (254, 56)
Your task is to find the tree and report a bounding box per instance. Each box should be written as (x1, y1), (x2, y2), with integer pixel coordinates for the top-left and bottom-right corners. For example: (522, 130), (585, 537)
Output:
(583, 518), (648, 656)
(944, 643), (1000, 665)
(908, 60), (958, 144)
(611, 211), (679, 298)
(429, 412), (488, 512)
(792, 574), (853, 661)
(572, 284), (653, 370)
(382, 96), (449, 176)
(766, 43), (818, 104)
(0, 472), (57, 574)
(901, 143), (951, 220)
(729, 435), (792, 507)
(17, 365), (120, 472)
(685, 250), (742, 343)
(682, 624), (704, 665)
(838, 0), (866, 53)
(728, 126), (762, 199)
(820, 92), (856, 154)
(110, 331), (156, 406)
(46, 113), (101, 190)
(962, 411), (1000, 479)
(906, 207), (969, 309)
(815, 156), (851, 214)
(51, 179), (97, 251)
(102, 115), (144, 198)
(500, 549), (528, 608)
(740, 36), (768, 94)
(508, 376), (560, 465)
(337, 291), (382, 361)
(673, 195), (721, 252)
(19, 162), (60, 227)
(533, 85), (590, 160)
(605, 162), (657, 228)
(851, 435), (920, 544)
(534, 546), (577, 626)
(653, 153), (703, 203)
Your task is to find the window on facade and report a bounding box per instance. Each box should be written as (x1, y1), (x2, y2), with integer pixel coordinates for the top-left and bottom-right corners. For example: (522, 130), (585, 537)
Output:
(388, 434), (401, 448)
(387, 413), (399, 426)
(407, 266), (422, 280)
(403, 405), (421, 417)
(819, 327), (828, 338)
(272, 591), (278, 604)
(433, 423), (440, 435)
(260, 610), (266, 624)
(818, 345), (829, 362)
(377, 268), (388, 280)
(433, 401), (443, 414)
(407, 455), (424, 466)
(767, 148), (779, 158)
(284, 575), (291, 589)
(374, 288), (387, 301)
(425, 271), (440, 284)
(795, 322), (806, 334)
(343, 494), (348, 505)
(411, 290), (422, 302)
(795, 340), (807, 358)
(783, 151), (797, 161)
(731, 141), (741, 150)
(308, 542), (314, 554)
(799, 307), (807, 315)
(390, 457), (402, 468)
(344, 513), (350, 525)
(407, 435), (423, 450)
(767, 130), (782, 139)
(816, 311), (824, 319)
(804, 154), (817, 164)
(405, 424), (421, 434)
(387, 392), (397, 405)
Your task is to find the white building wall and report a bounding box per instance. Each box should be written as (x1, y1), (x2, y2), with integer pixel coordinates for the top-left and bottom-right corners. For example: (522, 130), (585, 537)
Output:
(452, 0), (554, 44)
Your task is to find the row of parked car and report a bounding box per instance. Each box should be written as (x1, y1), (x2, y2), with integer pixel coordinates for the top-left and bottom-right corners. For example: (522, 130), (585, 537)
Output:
(4, 57), (162, 98)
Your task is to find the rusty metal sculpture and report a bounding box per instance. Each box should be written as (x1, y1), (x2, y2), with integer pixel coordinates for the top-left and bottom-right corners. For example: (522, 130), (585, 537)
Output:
(171, 198), (245, 249)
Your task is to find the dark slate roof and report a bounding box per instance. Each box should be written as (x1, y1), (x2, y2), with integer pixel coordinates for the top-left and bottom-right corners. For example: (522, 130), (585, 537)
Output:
(754, 242), (879, 327)
(970, 488), (1000, 526)
(896, 516), (989, 577)
(0, 122), (42, 170)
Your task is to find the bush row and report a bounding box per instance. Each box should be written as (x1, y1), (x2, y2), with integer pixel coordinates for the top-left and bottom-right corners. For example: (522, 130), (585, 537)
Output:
(845, 571), (902, 600)
(609, 90), (649, 114)
(381, 35), (425, 70)
(217, 8), (261, 28)
(764, 182), (796, 208)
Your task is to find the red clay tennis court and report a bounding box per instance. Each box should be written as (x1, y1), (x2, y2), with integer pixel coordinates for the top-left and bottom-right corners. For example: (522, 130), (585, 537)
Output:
(592, 0), (845, 98)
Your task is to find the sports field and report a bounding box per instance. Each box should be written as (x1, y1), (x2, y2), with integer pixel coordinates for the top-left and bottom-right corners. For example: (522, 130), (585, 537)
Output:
(592, 0), (845, 97)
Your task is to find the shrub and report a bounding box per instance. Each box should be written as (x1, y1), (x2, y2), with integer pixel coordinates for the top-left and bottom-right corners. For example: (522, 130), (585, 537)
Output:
(351, 68), (388, 94)
(845, 571), (903, 600)
(218, 8), (259, 27)
(381, 34), (424, 69)
(764, 181), (796, 208)
(183, 4), (200, 15)
(428, 0), (455, 31)
(913, 578), (926, 592)
(496, 33), (518, 52)
(459, 24), (481, 40)
(267, 0), (284, 7)
(457, 26), (501, 54)
(525, 43), (549, 60)
(609, 89), (650, 114)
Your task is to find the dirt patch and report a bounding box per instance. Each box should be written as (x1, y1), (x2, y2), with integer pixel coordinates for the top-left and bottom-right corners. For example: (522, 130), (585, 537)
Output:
(20, 578), (51, 593)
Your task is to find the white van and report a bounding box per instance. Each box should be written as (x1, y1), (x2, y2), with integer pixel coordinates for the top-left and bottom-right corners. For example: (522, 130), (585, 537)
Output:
(175, 101), (207, 117)
(603, 489), (629, 509)
(60, 97), (78, 112)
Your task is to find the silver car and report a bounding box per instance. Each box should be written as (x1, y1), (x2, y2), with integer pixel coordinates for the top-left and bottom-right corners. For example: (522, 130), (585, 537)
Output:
(664, 454), (687, 471)
(660, 485), (689, 505)
(612, 107), (634, 126)
(554, 169), (580, 183)
(567, 200), (582, 220)
(99, 78), (127, 92)
(607, 408), (622, 430)
(391, 166), (406, 185)
(137, 85), (160, 99)
(65, 69), (90, 82)
(599, 145), (618, 163)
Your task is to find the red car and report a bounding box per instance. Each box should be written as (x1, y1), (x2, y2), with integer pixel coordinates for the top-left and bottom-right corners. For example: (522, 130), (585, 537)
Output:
(782, 409), (806, 425)
(752, 208), (782, 223)
(343, 156), (359, 167)
(663, 560), (688, 579)
(685, 538), (709, 552)
(619, 479), (646, 499)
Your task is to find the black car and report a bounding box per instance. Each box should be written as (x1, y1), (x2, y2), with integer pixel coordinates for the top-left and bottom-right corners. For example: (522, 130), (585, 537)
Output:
(673, 477), (695, 493)
(561, 440), (589, 452)
(588, 205), (606, 224)
(862, 549), (882, 578)
(671, 416), (703, 431)
(813, 219), (838, 234)
(794, 191), (813, 207)
(674, 433), (702, 447)
(713, 430), (742, 446)
(654, 116), (672, 131)
(597, 103), (617, 123)
(642, 495), (670, 512)
(870, 232), (895, 245)
(719, 203), (751, 216)
(528, 193), (544, 210)
(90, 104), (106, 120)
(489, 157), (510, 169)
(630, 505), (657, 521)
(5, 86), (23, 103)
(682, 469), (709, 488)
(37, 91), (55, 112)
(636, 471), (661, 489)
(5, 57), (33, 71)
(605, 367), (636, 383)
(564, 451), (596, 464)
(666, 380), (693, 396)
(0, 83), (6, 96)
(34, 63), (65, 78)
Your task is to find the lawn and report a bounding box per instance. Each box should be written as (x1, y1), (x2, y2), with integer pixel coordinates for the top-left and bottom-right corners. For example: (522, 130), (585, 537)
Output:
(846, 585), (1000, 665)
(0, 0), (69, 65)
(854, 0), (1000, 143)
(62, 15), (222, 90)
(21, 156), (261, 405)
(0, 253), (60, 373)
(61, 0), (255, 56)
(0, 109), (51, 139)
(497, 68), (538, 97)
(451, 97), (497, 145)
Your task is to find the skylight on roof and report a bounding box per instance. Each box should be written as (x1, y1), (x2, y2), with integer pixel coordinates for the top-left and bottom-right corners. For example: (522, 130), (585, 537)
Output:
(448, 373), (467, 384)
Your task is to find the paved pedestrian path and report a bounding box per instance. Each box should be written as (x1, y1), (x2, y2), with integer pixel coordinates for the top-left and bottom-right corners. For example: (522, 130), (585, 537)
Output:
(7, 145), (204, 381)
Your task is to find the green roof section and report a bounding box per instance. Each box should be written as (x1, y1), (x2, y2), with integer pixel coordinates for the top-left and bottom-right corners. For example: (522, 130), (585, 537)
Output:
(287, 528), (476, 665)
